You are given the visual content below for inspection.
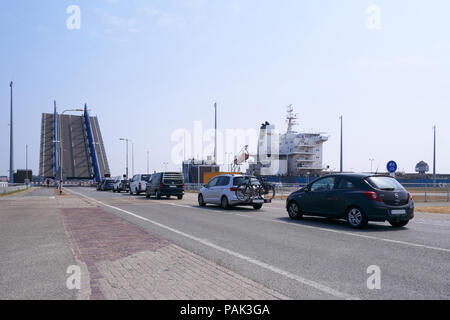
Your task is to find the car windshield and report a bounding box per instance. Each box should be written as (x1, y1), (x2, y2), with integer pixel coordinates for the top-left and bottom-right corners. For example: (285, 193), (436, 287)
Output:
(366, 176), (406, 191)
(141, 175), (151, 181)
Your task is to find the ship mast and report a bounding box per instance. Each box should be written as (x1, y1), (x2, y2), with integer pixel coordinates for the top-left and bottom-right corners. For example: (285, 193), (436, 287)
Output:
(286, 104), (298, 133)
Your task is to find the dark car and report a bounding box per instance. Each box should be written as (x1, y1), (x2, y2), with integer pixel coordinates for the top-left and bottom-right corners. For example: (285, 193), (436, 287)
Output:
(286, 174), (414, 229)
(146, 172), (184, 200)
(100, 178), (115, 191)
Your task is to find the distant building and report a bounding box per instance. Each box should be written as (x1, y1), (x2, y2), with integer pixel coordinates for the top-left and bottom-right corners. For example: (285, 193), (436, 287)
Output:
(415, 161), (429, 175)
(182, 158), (220, 184)
(14, 170), (33, 183)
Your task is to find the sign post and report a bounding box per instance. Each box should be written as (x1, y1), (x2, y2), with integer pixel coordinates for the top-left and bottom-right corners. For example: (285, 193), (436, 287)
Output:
(387, 161), (398, 177)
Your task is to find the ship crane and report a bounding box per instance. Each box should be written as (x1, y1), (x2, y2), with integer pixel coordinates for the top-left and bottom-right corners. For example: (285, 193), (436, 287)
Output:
(231, 145), (249, 173)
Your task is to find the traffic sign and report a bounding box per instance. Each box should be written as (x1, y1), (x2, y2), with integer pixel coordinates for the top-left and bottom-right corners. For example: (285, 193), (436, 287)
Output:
(387, 161), (398, 173)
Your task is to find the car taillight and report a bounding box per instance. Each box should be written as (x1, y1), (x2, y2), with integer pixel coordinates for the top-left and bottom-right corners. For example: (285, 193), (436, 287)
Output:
(230, 187), (237, 192)
(160, 184), (163, 188)
(408, 192), (413, 201)
(364, 191), (383, 202)
(182, 184), (185, 188)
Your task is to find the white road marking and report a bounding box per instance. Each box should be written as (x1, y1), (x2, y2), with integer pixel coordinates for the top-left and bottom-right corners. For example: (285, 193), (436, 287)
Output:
(67, 188), (359, 300)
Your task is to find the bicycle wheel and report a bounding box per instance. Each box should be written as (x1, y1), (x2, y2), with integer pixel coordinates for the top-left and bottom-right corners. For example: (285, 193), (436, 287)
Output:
(236, 184), (251, 201)
(259, 184), (275, 200)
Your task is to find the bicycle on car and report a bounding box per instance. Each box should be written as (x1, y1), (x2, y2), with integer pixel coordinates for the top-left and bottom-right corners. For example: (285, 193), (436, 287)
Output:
(235, 176), (276, 202)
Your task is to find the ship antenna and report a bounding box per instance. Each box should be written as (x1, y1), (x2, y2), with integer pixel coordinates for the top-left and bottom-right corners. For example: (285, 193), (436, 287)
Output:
(286, 104), (298, 133)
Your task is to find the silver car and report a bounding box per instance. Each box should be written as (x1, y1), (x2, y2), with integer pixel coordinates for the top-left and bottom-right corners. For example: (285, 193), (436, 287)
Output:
(198, 174), (265, 210)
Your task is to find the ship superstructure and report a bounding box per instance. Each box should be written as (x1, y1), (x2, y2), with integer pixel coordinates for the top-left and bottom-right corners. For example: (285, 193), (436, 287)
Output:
(249, 106), (328, 176)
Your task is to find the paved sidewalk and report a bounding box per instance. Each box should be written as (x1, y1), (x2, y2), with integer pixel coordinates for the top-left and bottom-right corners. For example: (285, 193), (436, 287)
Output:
(0, 188), (78, 300)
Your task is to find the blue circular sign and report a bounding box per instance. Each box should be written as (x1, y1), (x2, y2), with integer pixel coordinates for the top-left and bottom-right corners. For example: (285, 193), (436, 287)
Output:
(387, 161), (398, 173)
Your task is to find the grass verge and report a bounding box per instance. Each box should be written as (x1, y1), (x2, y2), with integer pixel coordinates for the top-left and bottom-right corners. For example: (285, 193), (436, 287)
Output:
(415, 207), (450, 214)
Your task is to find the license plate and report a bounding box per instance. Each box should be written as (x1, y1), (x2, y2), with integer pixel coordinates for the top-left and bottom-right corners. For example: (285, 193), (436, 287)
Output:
(253, 200), (264, 204)
(391, 209), (406, 215)
(170, 185), (177, 188)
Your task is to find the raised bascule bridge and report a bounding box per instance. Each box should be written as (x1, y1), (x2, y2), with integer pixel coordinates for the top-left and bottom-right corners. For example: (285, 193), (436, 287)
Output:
(39, 104), (110, 183)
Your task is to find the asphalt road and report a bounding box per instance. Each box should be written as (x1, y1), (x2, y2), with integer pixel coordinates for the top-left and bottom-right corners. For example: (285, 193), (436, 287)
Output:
(67, 187), (450, 300)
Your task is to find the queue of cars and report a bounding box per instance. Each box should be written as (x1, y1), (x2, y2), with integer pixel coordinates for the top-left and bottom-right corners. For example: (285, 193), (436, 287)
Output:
(97, 172), (185, 200)
(97, 171), (414, 229)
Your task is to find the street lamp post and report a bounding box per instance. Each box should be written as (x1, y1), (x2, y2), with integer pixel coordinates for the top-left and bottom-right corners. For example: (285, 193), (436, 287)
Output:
(147, 150), (150, 175)
(369, 158), (375, 173)
(340, 115), (343, 173)
(120, 138), (129, 179)
(26, 144), (29, 185)
(59, 108), (84, 194)
(9, 81), (14, 183)
(120, 138), (134, 178)
(433, 126), (437, 186)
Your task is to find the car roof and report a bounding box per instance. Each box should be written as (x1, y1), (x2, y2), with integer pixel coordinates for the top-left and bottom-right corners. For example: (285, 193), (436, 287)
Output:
(322, 173), (390, 179)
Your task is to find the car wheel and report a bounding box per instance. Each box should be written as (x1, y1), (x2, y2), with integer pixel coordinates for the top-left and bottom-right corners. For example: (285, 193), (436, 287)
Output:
(130, 188), (133, 195)
(177, 195), (183, 200)
(287, 201), (303, 220)
(156, 190), (161, 200)
(389, 220), (409, 228)
(346, 207), (368, 229)
(221, 196), (229, 210)
(253, 204), (263, 210)
(145, 190), (150, 199)
(198, 194), (206, 206)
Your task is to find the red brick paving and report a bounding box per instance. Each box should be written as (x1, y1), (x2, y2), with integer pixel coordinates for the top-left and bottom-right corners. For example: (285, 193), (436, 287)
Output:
(61, 207), (170, 300)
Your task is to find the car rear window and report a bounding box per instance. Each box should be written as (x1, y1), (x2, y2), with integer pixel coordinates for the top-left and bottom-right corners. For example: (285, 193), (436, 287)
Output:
(233, 176), (260, 186)
(366, 176), (405, 191)
(162, 172), (183, 184)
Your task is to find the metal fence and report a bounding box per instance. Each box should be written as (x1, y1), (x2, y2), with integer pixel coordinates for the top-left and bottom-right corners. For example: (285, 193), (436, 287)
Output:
(402, 183), (450, 203)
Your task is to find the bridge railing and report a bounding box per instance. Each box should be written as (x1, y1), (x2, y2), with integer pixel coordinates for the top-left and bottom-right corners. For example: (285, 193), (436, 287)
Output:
(0, 183), (28, 195)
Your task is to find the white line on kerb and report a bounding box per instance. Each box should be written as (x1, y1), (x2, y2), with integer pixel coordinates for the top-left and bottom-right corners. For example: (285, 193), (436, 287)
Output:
(67, 189), (359, 300)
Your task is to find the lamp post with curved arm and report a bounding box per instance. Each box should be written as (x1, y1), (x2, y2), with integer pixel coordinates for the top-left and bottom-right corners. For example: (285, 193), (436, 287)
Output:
(120, 138), (134, 179)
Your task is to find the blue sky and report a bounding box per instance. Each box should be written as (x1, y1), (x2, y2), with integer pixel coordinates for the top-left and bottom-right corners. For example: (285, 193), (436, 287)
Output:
(1, 0), (449, 177)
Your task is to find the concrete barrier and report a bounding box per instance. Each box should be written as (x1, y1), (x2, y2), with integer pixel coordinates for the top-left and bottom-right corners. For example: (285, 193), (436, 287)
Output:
(0, 184), (28, 195)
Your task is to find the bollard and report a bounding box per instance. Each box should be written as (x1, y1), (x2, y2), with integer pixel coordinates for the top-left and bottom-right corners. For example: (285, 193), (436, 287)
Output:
(424, 184), (428, 203)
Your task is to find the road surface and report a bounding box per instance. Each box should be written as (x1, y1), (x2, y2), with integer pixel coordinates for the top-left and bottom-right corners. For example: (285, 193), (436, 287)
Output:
(65, 187), (450, 300)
